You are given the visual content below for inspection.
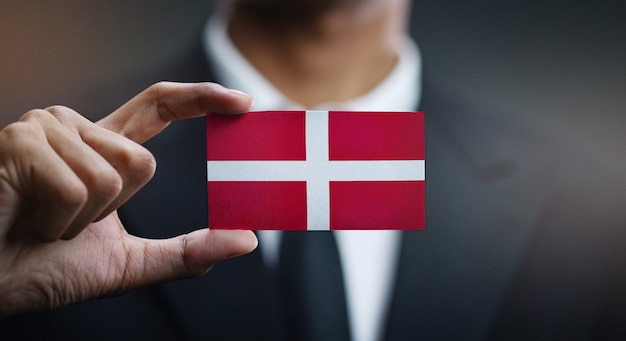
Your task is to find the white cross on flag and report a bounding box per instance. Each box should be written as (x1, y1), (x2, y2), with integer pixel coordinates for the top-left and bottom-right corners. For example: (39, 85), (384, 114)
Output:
(206, 110), (425, 230)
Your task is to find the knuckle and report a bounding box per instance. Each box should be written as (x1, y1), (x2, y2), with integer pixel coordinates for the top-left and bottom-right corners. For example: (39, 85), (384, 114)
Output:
(90, 167), (124, 199)
(44, 105), (80, 124)
(116, 144), (157, 183)
(150, 81), (169, 91)
(149, 81), (175, 122)
(147, 81), (173, 104)
(132, 147), (157, 182)
(0, 122), (44, 151)
(18, 106), (81, 129)
(19, 109), (54, 123)
(57, 181), (89, 210)
(45, 105), (73, 116)
(0, 121), (30, 139)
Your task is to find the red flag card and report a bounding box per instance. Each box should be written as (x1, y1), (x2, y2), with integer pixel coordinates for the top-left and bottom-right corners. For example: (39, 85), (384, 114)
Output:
(206, 110), (425, 230)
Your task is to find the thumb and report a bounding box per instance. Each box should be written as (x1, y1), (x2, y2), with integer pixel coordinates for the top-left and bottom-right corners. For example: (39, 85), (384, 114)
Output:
(126, 229), (258, 286)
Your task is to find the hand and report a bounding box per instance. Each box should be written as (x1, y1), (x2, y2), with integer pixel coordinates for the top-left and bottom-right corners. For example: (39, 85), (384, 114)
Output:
(0, 82), (257, 316)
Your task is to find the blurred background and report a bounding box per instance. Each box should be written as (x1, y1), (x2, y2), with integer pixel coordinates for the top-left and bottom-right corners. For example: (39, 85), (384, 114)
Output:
(1, 0), (625, 162)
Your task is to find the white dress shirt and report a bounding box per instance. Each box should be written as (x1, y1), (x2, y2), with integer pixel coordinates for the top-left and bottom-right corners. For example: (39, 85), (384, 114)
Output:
(203, 12), (422, 341)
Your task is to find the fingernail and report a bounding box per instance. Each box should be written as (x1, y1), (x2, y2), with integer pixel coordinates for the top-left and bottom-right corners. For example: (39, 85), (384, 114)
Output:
(227, 88), (249, 97)
(228, 89), (254, 110)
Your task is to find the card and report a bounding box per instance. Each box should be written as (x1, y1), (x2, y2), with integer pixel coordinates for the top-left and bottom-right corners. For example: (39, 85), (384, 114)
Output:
(206, 110), (425, 230)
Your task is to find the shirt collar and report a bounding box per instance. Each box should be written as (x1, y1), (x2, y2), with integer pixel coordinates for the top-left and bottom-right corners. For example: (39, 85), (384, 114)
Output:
(203, 11), (422, 112)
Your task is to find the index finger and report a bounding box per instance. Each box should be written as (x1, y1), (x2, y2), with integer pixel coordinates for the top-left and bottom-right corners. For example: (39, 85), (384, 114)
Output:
(97, 82), (253, 144)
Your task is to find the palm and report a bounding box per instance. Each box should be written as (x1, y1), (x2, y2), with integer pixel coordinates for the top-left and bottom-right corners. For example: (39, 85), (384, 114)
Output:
(1, 212), (141, 313)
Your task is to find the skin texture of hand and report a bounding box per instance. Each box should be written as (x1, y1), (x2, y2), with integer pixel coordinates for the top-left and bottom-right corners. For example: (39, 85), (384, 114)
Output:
(0, 82), (258, 316)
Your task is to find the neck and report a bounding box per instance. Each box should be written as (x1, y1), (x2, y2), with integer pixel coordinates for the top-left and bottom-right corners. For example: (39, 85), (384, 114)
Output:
(228, 1), (409, 108)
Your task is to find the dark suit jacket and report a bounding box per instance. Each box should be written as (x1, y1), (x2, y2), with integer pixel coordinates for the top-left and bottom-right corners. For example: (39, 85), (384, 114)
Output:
(2, 35), (626, 341)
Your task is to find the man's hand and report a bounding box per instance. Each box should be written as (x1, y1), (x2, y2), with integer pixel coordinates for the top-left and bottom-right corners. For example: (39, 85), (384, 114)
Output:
(0, 82), (257, 316)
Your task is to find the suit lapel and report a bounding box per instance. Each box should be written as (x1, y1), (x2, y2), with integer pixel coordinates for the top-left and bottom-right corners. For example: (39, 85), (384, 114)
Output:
(383, 80), (544, 340)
